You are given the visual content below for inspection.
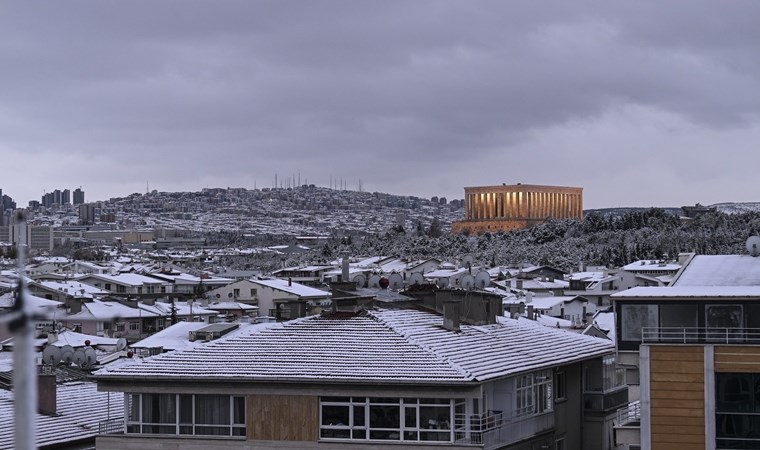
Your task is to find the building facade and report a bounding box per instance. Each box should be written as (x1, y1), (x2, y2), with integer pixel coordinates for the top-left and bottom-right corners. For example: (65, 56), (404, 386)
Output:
(452, 184), (583, 234)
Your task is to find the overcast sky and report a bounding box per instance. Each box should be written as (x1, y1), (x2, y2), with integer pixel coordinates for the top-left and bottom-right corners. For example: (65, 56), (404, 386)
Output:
(1, 1), (759, 209)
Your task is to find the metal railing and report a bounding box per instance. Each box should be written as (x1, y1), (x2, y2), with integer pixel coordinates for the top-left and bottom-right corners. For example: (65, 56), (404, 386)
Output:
(584, 387), (629, 412)
(98, 417), (125, 435)
(642, 327), (760, 344)
(616, 401), (640, 426)
(454, 411), (553, 450)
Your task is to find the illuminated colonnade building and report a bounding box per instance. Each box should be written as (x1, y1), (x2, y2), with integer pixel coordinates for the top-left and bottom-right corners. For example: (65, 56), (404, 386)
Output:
(452, 184), (583, 234)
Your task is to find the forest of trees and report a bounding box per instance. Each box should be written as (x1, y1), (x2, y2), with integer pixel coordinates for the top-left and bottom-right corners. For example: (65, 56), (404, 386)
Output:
(320, 209), (760, 272)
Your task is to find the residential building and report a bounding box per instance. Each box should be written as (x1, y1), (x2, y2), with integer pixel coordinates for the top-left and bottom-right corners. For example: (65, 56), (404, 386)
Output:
(611, 252), (760, 450)
(95, 293), (624, 450)
(246, 278), (330, 319)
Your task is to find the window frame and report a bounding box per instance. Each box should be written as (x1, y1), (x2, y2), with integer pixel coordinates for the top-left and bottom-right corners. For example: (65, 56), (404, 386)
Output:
(126, 393), (246, 437)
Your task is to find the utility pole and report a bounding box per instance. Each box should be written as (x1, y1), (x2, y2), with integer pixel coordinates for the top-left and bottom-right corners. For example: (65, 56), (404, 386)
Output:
(12, 212), (36, 450)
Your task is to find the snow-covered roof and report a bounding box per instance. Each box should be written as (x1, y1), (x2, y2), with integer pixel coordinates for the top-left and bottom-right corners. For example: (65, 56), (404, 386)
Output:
(503, 296), (586, 310)
(424, 267), (469, 278)
(130, 321), (211, 351)
(69, 299), (160, 320)
(0, 292), (62, 310)
(35, 280), (109, 298)
(48, 329), (119, 348)
(95, 307), (613, 384)
(252, 278), (330, 298)
(672, 255), (760, 286)
(622, 260), (681, 272)
(139, 301), (217, 317)
(0, 382), (123, 449)
(206, 301), (258, 311)
(612, 286), (760, 298)
(79, 273), (166, 286)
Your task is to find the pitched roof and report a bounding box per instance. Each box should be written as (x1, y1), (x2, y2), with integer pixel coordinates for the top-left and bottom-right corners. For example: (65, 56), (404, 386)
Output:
(250, 278), (330, 298)
(672, 255), (760, 286)
(0, 382), (123, 449)
(96, 307), (612, 385)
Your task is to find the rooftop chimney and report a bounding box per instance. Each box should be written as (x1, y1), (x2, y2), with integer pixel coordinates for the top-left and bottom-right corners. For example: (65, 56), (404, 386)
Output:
(288, 277), (292, 287)
(527, 304), (535, 321)
(341, 257), (350, 283)
(38, 371), (57, 416)
(443, 300), (460, 331)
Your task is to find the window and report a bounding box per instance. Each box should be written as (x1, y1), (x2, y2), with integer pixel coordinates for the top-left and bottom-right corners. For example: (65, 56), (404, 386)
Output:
(320, 397), (455, 442)
(555, 371), (567, 401)
(127, 393), (245, 437)
(251, 289), (257, 297)
(233, 289), (240, 298)
(516, 370), (553, 417)
(116, 323), (125, 332)
(105, 283), (112, 291)
(129, 322), (140, 331)
(117, 285), (127, 293)
(716, 373), (760, 449)
(620, 304), (658, 341)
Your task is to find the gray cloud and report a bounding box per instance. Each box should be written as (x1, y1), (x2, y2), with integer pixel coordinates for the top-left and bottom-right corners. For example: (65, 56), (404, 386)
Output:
(1, 1), (759, 207)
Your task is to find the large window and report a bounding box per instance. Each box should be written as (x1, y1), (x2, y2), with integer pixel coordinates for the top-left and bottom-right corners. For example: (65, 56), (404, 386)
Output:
(320, 397), (456, 442)
(716, 373), (760, 449)
(620, 304), (658, 341)
(516, 370), (553, 417)
(127, 393), (245, 437)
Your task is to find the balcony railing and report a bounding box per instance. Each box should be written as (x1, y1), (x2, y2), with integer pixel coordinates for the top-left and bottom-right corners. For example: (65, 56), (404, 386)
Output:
(616, 401), (640, 426)
(642, 327), (760, 344)
(454, 410), (554, 450)
(98, 417), (125, 435)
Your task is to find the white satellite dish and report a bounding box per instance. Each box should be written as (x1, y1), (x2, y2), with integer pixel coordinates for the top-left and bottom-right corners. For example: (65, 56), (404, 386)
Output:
(116, 338), (128, 352)
(474, 270), (491, 289)
(388, 273), (404, 290)
(462, 254), (474, 269)
(437, 277), (449, 289)
(72, 349), (87, 367)
(408, 272), (425, 286)
(460, 274), (475, 290)
(368, 274), (382, 289)
(61, 345), (75, 365)
(42, 346), (62, 366)
(353, 273), (367, 289)
(747, 236), (760, 257)
(84, 348), (98, 367)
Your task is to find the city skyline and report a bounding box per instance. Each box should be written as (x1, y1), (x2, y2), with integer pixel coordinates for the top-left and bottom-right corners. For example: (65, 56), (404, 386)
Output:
(2, 1), (759, 209)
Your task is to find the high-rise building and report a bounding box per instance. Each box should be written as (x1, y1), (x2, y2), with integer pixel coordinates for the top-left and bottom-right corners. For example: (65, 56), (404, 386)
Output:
(53, 189), (62, 206)
(62, 189), (71, 205)
(79, 203), (96, 225)
(73, 188), (85, 205)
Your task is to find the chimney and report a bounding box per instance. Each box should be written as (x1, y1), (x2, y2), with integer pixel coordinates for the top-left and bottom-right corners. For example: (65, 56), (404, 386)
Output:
(527, 304), (535, 321)
(38, 371), (57, 415)
(288, 277), (292, 287)
(443, 300), (460, 331)
(516, 279), (523, 290)
(47, 332), (58, 345)
(341, 258), (350, 284)
(526, 292), (533, 303)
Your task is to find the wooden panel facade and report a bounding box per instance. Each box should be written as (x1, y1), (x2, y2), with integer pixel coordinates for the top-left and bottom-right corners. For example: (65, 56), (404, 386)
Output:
(649, 346), (705, 450)
(248, 394), (318, 442)
(715, 346), (760, 373)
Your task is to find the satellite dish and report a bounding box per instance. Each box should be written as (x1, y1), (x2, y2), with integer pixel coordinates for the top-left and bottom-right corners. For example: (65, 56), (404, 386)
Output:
(747, 236), (760, 256)
(408, 272), (425, 286)
(72, 349), (87, 367)
(437, 277), (449, 289)
(474, 270), (491, 289)
(368, 274), (382, 289)
(462, 255), (474, 269)
(353, 273), (367, 289)
(388, 273), (403, 290)
(460, 274), (475, 290)
(61, 345), (75, 365)
(84, 348), (98, 367)
(116, 338), (128, 352)
(42, 346), (62, 366)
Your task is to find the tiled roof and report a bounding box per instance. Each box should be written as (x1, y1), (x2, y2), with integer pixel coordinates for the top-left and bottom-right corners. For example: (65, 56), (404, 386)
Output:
(96, 308), (612, 384)
(0, 382), (123, 449)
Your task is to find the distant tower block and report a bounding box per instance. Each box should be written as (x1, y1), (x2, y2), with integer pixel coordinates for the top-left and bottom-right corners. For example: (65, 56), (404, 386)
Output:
(452, 184), (583, 234)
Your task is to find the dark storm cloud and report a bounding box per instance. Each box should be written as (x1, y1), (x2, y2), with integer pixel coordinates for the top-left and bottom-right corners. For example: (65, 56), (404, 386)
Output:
(1, 1), (759, 206)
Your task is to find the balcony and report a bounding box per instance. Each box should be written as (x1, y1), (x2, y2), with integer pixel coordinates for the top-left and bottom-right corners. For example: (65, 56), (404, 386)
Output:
(583, 386), (629, 412)
(99, 417), (125, 435)
(642, 327), (760, 344)
(613, 401), (640, 447)
(454, 410), (554, 450)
